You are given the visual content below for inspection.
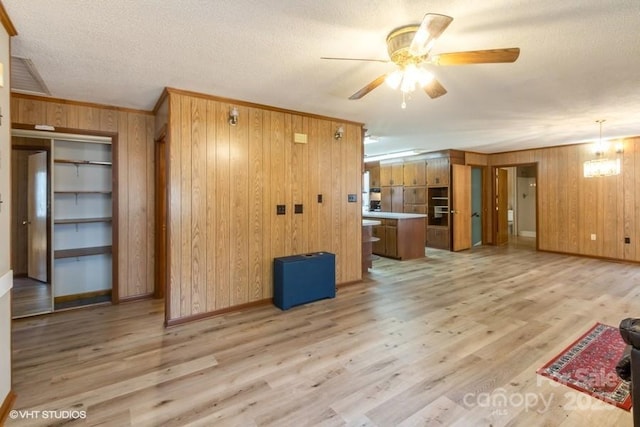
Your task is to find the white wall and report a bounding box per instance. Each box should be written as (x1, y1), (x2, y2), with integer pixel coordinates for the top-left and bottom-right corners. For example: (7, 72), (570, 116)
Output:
(517, 176), (537, 235)
(0, 10), (13, 409)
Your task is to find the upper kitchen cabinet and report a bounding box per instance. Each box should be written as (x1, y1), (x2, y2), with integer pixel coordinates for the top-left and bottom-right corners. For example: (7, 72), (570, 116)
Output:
(380, 162), (404, 186)
(367, 164), (381, 188)
(403, 160), (426, 186)
(426, 157), (450, 186)
(426, 150), (465, 186)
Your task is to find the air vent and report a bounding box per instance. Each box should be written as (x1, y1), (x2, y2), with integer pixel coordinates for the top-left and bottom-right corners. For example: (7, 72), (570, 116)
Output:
(11, 56), (50, 96)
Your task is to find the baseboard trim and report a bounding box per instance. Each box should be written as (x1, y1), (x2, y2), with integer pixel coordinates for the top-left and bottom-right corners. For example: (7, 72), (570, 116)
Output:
(165, 279), (361, 326)
(54, 289), (111, 304)
(519, 231), (536, 238)
(337, 279), (363, 289)
(165, 298), (273, 327)
(118, 293), (154, 303)
(0, 390), (16, 426)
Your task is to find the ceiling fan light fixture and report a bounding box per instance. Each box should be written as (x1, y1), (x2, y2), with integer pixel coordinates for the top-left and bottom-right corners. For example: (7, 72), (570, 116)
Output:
(385, 70), (403, 90)
(417, 69), (434, 87)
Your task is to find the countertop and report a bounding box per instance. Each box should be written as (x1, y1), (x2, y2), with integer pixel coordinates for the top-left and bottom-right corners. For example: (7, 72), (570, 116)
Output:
(362, 219), (381, 226)
(363, 212), (427, 220)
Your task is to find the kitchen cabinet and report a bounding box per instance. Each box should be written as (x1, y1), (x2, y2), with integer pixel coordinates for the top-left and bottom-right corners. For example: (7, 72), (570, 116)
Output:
(385, 224), (398, 258)
(380, 163), (404, 186)
(403, 187), (426, 205)
(381, 186), (404, 212)
(427, 226), (450, 250)
(403, 160), (426, 186)
(427, 157), (450, 186)
(368, 164), (381, 188)
(364, 213), (426, 260)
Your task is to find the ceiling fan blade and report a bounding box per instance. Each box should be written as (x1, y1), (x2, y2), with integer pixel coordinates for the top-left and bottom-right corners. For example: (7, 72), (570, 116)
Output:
(321, 56), (390, 63)
(349, 74), (388, 100)
(409, 13), (454, 57)
(424, 78), (447, 99)
(432, 48), (520, 65)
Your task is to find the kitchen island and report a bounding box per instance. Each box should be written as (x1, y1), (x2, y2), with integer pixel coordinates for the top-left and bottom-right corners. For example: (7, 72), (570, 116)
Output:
(362, 219), (381, 274)
(363, 212), (427, 260)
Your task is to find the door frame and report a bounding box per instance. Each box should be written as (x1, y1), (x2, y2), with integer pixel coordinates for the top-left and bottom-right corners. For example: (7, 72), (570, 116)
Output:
(491, 162), (539, 249)
(470, 166), (484, 246)
(154, 131), (167, 302)
(11, 144), (52, 282)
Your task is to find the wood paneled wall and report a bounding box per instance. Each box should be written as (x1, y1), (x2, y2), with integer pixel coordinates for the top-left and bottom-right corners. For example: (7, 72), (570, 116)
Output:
(164, 90), (363, 322)
(11, 94), (155, 299)
(488, 137), (640, 261)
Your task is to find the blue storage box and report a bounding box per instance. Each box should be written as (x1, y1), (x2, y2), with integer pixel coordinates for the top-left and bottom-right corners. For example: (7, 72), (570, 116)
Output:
(273, 252), (336, 310)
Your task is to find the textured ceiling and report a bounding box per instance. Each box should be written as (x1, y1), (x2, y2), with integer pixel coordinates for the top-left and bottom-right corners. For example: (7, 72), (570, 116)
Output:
(4, 0), (640, 155)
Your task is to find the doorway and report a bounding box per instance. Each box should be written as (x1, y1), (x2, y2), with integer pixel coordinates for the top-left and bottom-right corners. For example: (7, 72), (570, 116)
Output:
(11, 129), (116, 317)
(11, 142), (53, 317)
(494, 164), (538, 249)
(471, 167), (483, 246)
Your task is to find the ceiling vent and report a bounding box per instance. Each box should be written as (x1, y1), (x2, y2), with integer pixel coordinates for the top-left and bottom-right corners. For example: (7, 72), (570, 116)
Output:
(10, 57), (51, 96)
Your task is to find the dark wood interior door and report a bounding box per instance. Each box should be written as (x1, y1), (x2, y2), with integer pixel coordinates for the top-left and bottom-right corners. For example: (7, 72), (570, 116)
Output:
(496, 168), (509, 245)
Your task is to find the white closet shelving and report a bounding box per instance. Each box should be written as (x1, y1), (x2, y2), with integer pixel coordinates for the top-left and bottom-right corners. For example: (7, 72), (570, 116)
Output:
(52, 139), (112, 301)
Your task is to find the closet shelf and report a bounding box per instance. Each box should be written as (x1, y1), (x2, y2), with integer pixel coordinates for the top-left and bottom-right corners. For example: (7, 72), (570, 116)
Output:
(54, 217), (112, 224)
(54, 245), (112, 259)
(55, 159), (112, 166)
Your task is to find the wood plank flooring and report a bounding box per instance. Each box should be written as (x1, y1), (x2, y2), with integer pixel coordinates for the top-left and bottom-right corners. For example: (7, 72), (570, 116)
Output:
(9, 245), (640, 426)
(11, 277), (52, 318)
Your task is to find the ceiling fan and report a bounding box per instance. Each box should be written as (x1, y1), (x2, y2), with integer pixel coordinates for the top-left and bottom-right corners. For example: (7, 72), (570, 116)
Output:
(322, 13), (520, 108)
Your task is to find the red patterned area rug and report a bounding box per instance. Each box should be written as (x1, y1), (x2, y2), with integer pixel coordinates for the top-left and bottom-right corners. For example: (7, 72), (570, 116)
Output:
(536, 322), (631, 411)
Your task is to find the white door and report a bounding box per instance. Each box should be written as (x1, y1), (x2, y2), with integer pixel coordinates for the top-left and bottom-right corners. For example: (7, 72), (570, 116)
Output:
(27, 152), (48, 282)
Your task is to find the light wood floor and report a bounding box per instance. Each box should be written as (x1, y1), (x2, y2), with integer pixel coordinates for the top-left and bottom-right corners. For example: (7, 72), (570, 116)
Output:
(10, 246), (639, 426)
(11, 277), (52, 318)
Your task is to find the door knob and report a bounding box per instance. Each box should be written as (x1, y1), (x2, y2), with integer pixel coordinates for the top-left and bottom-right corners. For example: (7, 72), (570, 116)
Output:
(22, 220), (31, 225)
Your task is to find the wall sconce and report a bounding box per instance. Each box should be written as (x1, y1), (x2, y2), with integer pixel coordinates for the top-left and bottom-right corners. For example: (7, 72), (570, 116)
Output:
(228, 107), (239, 126)
(334, 126), (344, 140)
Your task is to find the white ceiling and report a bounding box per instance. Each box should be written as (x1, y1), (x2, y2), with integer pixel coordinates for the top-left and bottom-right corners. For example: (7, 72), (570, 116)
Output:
(4, 0), (640, 155)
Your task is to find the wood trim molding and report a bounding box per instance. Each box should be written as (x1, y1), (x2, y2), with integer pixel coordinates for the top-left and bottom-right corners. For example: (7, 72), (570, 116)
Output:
(0, 391), (17, 426)
(54, 289), (111, 304)
(165, 298), (273, 327)
(118, 293), (154, 303)
(11, 93), (153, 116)
(152, 88), (169, 115)
(336, 279), (363, 289)
(11, 123), (119, 139)
(0, 2), (17, 36)
(163, 87), (365, 126)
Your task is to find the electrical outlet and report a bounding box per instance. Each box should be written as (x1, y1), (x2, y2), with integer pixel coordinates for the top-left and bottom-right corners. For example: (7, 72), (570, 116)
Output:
(294, 204), (303, 214)
(276, 205), (286, 215)
(590, 234), (596, 241)
(625, 237), (631, 244)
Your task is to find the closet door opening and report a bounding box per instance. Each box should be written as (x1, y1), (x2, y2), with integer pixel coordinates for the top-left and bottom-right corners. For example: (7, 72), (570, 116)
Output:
(11, 129), (116, 317)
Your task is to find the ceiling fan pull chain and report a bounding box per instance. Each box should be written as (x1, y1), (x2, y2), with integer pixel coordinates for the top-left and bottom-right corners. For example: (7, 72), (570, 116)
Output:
(401, 92), (407, 109)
